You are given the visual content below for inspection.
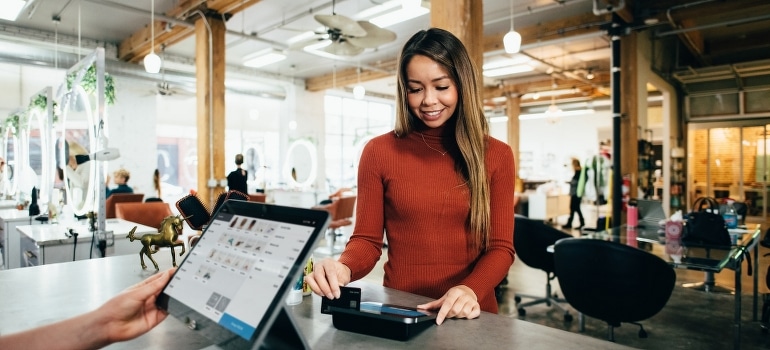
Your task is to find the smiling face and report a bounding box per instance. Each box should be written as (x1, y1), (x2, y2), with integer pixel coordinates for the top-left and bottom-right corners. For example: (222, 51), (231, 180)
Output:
(405, 54), (458, 129)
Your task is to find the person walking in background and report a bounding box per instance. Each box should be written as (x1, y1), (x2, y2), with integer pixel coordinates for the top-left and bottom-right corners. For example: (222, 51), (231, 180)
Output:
(106, 168), (134, 198)
(227, 154), (248, 194)
(562, 158), (585, 230)
(306, 28), (516, 326)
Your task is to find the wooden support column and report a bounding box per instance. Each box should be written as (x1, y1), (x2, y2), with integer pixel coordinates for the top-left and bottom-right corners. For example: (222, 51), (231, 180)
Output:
(430, 0), (484, 66)
(620, 31), (639, 214)
(506, 96), (521, 187)
(195, 14), (226, 208)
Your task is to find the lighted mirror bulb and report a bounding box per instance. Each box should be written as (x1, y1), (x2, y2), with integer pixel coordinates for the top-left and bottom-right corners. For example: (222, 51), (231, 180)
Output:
(503, 30), (522, 54)
(144, 51), (162, 74)
(353, 85), (366, 100)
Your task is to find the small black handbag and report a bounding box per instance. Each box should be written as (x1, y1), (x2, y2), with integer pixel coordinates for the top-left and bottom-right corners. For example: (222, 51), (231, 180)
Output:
(682, 197), (731, 247)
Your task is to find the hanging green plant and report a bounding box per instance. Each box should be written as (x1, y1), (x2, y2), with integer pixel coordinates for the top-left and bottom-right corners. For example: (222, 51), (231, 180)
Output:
(66, 63), (116, 105)
(4, 112), (26, 136)
(29, 94), (59, 124)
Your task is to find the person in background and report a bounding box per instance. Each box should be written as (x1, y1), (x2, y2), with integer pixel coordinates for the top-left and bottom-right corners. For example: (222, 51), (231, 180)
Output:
(0, 268), (175, 350)
(562, 158), (585, 230)
(0, 157), (6, 196)
(306, 28), (516, 326)
(227, 154), (248, 194)
(65, 141), (91, 206)
(146, 169), (162, 202)
(106, 168), (134, 198)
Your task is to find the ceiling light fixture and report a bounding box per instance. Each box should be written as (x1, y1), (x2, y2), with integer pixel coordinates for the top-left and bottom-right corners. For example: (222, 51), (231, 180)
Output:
(518, 108), (596, 120)
(0, 0), (26, 21)
(369, 0), (429, 28)
(353, 66), (365, 99)
(521, 88), (579, 100)
(243, 48), (287, 68)
(143, 0), (161, 74)
(586, 69), (595, 80)
(503, 0), (521, 54)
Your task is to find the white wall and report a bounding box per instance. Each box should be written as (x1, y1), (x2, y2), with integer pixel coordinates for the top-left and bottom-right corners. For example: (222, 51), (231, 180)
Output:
(518, 112), (613, 182)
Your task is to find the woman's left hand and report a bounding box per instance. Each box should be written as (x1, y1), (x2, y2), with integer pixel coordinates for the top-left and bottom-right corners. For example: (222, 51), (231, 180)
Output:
(416, 285), (480, 325)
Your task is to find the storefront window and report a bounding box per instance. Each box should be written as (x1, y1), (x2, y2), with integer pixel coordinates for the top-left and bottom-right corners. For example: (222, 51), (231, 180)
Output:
(324, 95), (393, 190)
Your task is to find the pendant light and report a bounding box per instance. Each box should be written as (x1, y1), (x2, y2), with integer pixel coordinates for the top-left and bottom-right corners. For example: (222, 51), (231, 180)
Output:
(353, 66), (365, 100)
(144, 0), (161, 74)
(503, 0), (521, 54)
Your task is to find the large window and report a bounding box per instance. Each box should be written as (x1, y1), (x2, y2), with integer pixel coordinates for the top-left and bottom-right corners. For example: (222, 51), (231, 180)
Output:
(324, 95), (394, 190)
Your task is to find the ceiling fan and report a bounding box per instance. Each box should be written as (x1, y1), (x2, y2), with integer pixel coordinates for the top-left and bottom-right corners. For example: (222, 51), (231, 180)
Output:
(147, 45), (195, 98)
(292, 0), (396, 56)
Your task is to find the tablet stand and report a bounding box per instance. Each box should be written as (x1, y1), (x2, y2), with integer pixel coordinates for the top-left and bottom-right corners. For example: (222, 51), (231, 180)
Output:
(258, 307), (309, 350)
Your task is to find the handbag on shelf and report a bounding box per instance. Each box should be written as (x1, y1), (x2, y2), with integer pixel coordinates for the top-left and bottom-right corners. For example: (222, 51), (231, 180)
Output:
(682, 197), (731, 247)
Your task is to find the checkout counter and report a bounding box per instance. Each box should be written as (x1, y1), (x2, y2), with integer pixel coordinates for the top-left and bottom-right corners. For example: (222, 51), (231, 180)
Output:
(0, 254), (632, 349)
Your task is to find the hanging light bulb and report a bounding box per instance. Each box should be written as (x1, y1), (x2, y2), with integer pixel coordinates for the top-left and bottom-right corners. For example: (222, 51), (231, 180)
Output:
(144, 0), (161, 74)
(503, 0), (521, 54)
(353, 67), (365, 100)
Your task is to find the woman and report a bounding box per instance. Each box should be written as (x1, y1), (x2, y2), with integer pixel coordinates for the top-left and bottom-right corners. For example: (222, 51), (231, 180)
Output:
(562, 158), (585, 229)
(306, 28), (516, 325)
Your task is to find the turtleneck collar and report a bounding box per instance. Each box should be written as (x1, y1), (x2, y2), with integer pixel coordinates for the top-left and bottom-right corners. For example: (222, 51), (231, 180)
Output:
(413, 119), (453, 138)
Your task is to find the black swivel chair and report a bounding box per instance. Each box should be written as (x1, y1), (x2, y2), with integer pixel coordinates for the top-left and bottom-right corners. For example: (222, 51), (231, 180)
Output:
(554, 238), (675, 342)
(512, 215), (573, 321)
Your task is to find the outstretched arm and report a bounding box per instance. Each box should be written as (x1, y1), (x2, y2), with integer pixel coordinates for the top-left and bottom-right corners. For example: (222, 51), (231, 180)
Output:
(0, 268), (175, 350)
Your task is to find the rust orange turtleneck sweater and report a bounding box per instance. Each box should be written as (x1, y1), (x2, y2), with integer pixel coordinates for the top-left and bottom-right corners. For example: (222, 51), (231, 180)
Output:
(338, 127), (516, 313)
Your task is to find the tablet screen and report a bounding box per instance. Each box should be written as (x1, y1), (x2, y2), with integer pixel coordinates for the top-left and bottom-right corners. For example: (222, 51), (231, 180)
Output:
(157, 200), (329, 347)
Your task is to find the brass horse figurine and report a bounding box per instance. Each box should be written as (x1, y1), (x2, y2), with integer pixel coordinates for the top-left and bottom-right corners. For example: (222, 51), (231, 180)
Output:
(126, 214), (188, 270)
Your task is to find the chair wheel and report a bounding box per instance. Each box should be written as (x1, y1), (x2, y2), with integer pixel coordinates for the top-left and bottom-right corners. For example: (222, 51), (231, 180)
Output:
(518, 308), (526, 317)
(564, 313), (573, 322)
(638, 329), (648, 338)
(514, 296), (521, 303)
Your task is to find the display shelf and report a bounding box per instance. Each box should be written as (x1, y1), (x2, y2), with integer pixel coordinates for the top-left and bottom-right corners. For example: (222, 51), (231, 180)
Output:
(671, 148), (686, 212)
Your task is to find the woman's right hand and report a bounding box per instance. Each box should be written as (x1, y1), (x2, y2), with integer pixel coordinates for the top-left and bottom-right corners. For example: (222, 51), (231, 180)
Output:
(304, 258), (351, 299)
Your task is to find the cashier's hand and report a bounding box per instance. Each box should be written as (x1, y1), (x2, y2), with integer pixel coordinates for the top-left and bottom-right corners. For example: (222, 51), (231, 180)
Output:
(95, 267), (175, 343)
(305, 258), (351, 299)
(417, 285), (480, 325)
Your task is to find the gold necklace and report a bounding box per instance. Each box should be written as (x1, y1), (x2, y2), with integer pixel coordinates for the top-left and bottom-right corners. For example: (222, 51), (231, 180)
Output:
(419, 132), (447, 156)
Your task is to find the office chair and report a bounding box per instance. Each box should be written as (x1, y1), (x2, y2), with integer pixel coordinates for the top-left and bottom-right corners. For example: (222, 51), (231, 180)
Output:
(313, 195), (356, 256)
(511, 216), (573, 321)
(105, 193), (144, 218)
(554, 238), (675, 342)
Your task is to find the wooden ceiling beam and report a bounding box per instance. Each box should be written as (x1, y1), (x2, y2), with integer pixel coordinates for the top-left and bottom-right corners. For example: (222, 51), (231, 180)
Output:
(118, 0), (263, 63)
(308, 13), (613, 92)
(306, 60), (397, 92)
(483, 13), (611, 53)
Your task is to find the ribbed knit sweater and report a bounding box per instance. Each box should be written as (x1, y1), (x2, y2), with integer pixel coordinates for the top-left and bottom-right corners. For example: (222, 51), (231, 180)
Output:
(338, 127), (516, 313)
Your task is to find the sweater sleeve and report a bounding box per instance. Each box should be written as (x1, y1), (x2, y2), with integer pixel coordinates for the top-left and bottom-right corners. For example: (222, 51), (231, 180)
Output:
(337, 139), (387, 281)
(459, 140), (516, 303)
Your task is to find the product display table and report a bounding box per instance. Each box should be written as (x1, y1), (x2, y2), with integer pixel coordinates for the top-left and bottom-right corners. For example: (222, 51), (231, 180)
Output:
(0, 254), (632, 349)
(16, 219), (157, 267)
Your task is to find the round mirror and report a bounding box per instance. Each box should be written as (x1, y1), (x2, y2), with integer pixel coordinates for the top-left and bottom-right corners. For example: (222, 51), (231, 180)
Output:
(2, 127), (18, 198)
(283, 139), (317, 189)
(58, 85), (97, 215)
(26, 108), (53, 207)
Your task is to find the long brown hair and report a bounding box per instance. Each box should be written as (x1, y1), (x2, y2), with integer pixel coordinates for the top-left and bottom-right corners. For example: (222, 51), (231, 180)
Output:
(394, 28), (491, 249)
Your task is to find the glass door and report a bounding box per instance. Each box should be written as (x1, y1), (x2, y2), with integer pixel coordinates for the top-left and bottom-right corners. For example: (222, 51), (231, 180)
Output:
(687, 124), (769, 223)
